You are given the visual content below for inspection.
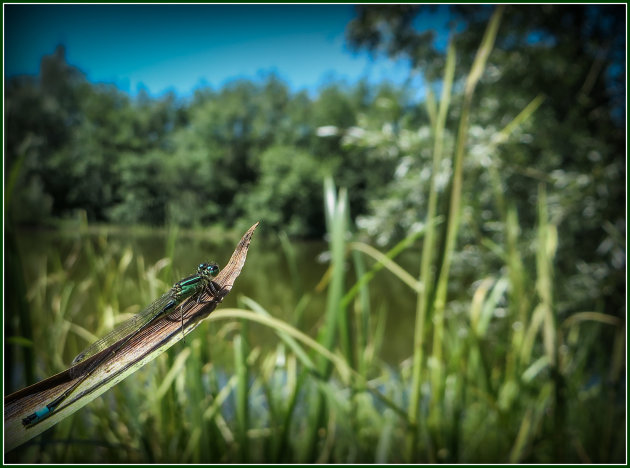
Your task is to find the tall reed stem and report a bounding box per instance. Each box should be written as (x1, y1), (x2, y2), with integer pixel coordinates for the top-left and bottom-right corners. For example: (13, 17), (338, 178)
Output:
(407, 6), (504, 461)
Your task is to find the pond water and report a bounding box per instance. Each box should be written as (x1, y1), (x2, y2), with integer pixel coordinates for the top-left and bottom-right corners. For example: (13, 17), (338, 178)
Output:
(9, 226), (420, 389)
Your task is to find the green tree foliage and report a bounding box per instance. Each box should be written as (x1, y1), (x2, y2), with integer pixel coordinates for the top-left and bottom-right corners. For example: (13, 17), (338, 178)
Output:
(346, 4), (625, 317)
(6, 51), (409, 234)
(6, 6), (623, 284)
(243, 145), (327, 237)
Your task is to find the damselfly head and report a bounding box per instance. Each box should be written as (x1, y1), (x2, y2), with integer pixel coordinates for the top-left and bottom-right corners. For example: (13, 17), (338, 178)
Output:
(198, 262), (219, 277)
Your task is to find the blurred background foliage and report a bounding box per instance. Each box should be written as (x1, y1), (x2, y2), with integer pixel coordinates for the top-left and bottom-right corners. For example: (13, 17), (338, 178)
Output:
(4, 4), (625, 463)
(6, 5), (624, 314)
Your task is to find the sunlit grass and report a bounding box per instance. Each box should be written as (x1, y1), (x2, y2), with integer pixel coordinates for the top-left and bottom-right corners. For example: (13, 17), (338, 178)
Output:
(7, 180), (624, 463)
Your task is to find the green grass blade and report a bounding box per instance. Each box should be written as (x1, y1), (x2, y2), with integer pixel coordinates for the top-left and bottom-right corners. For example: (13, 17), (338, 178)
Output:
(428, 4), (504, 430)
(234, 327), (250, 462)
(407, 37), (457, 462)
(349, 242), (421, 293)
(342, 224), (430, 308)
(239, 296), (317, 372)
(319, 178), (350, 373)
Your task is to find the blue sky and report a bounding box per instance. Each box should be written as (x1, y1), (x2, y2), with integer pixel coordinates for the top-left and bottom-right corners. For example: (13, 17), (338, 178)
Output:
(4, 4), (450, 99)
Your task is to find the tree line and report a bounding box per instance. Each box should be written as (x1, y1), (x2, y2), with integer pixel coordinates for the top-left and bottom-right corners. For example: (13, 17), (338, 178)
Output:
(6, 45), (422, 238)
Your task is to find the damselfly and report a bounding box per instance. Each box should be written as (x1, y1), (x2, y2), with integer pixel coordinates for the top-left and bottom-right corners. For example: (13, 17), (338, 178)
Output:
(22, 262), (220, 427)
